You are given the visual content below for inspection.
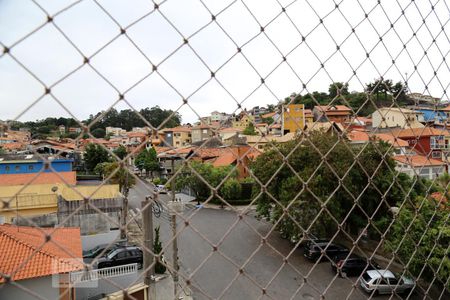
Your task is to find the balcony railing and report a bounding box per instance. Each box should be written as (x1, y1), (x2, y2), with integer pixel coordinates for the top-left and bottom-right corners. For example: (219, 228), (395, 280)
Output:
(70, 263), (137, 284)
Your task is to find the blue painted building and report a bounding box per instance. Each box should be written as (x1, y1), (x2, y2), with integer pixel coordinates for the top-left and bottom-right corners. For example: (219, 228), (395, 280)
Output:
(0, 155), (73, 175)
(416, 108), (447, 123)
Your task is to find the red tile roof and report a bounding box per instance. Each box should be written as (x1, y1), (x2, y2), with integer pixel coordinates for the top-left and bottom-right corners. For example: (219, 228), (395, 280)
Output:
(393, 155), (445, 167)
(347, 130), (370, 142)
(374, 133), (409, 147)
(0, 224), (83, 282)
(0, 172), (77, 186)
(315, 105), (352, 113)
(391, 127), (449, 138)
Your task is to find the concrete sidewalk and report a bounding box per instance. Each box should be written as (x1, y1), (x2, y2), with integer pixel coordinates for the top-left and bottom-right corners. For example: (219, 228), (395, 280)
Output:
(154, 274), (193, 300)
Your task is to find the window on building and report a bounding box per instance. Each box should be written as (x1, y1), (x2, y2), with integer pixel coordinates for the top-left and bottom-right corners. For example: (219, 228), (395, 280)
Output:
(44, 163), (50, 170)
(28, 165), (34, 171)
(5, 166), (10, 171)
(432, 151), (441, 159)
(202, 129), (208, 134)
(15, 165), (20, 171)
(431, 136), (445, 149)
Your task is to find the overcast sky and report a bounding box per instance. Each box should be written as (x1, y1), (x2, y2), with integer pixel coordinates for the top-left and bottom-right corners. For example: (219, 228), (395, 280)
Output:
(0, 0), (448, 125)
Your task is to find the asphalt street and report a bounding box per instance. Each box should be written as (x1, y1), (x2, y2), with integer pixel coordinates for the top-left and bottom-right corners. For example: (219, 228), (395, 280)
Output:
(127, 180), (427, 300)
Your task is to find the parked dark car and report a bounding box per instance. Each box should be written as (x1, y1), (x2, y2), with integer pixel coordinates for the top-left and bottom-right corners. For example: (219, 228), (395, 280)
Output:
(331, 254), (380, 277)
(95, 246), (143, 269)
(83, 240), (128, 260)
(83, 244), (117, 259)
(303, 241), (349, 262)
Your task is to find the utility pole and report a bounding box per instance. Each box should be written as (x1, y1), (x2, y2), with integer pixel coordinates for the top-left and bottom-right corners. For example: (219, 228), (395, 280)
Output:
(121, 164), (129, 240)
(142, 196), (156, 299)
(170, 157), (179, 298)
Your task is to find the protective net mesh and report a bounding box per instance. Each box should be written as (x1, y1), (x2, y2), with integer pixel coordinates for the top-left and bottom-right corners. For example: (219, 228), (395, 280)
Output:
(0, 0), (449, 300)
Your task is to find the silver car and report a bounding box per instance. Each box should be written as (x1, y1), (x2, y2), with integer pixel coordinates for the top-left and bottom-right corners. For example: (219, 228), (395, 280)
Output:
(360, 269), (415, 295)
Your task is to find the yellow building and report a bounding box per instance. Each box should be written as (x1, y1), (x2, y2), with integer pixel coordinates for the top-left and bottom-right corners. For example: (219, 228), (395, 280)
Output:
(232, 114), (255, 130)
(282, 104), (305, 134)
(0, 184), (120, 223)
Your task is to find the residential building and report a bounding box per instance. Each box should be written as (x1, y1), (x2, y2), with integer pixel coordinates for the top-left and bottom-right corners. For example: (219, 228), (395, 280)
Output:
(391, 127), (450, 160)
(347, 131), (410, 155)
(408, 92), (440, 105)
(394, 155), (446, 180)
(268, 123), (282, 136)
(131, 127), (151, 133)
(249, 106), (268, 123)
(413, 107), (447, 125)
(0, 154), (77, 186)
(239, 132), (296, 151)
(304, 109), (314, 124)
(187, 145), (260, 179)
(313, 105), (352, 123)
(161, 126), (192, 147)
(0, 183), (121, 233)
(125, 132), (147, 146)
(372, 107), (424, 129)
(191, 124), (218, 143)
(232, 114), (255, 130)
(0, 224), (83, 300)
(255, 123), (269, 135)
(219, 127), (242, 141)
(210, 111), (230, 123)
(106, 127), (126, 137)
(261, 111), (282, 124)
(282, 104), (305, 134)
(58, 125), (66, 135)
(68, 127), (82, 134)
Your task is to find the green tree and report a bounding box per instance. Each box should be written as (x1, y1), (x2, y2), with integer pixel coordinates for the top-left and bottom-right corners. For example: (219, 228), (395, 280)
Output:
(243, 122), (257, 135)
(84, 143), (110, 172)
(328, 82), (349, 99)
(221, 178), (242, 201)
(384, 197), (449, 289)
(101, 162), (136, 192)
(113, 145), (128, 160)
(91, 128), (106, 138)
(153, 226), (167, 274)
(176, 161), (236, 201)
(251, 132), (405, 239)
(135, 148), (160, 178)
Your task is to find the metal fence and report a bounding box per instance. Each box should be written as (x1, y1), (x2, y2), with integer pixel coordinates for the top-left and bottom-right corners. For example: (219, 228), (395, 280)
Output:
(0, 0), (449, 300)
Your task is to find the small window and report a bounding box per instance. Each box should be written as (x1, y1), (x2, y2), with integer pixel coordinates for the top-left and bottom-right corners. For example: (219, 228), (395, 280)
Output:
(15, 165), (20, 171)
(5, 166), (10, 171)
(28, 165), (34, 171)
(44, 163), (50, 170)
(202, 129), (208, 134)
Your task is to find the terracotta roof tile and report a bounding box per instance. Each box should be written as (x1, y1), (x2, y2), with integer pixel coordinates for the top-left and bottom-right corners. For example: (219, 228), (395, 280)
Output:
(0, 224), (83, 282)
(393, 155), (445, 167)
(0, 172), (77, 186)
(391, 127), (449, 138)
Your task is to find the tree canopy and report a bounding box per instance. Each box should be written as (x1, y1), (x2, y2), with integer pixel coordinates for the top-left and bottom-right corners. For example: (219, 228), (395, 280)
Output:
(250, 131), (407, 239)
(84, 143), (110, 172)
(134, 147), (159, 176)
(243, 122), (258, 135)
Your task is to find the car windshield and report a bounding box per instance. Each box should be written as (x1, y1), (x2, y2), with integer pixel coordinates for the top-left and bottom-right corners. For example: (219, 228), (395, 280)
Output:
(362, 273), (372, 282)
(107, 250), (118, 259)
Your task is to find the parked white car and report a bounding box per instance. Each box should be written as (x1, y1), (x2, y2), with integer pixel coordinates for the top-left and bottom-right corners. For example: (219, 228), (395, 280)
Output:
(360, 269), (415, 295)
(154, 185), (168, 194)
